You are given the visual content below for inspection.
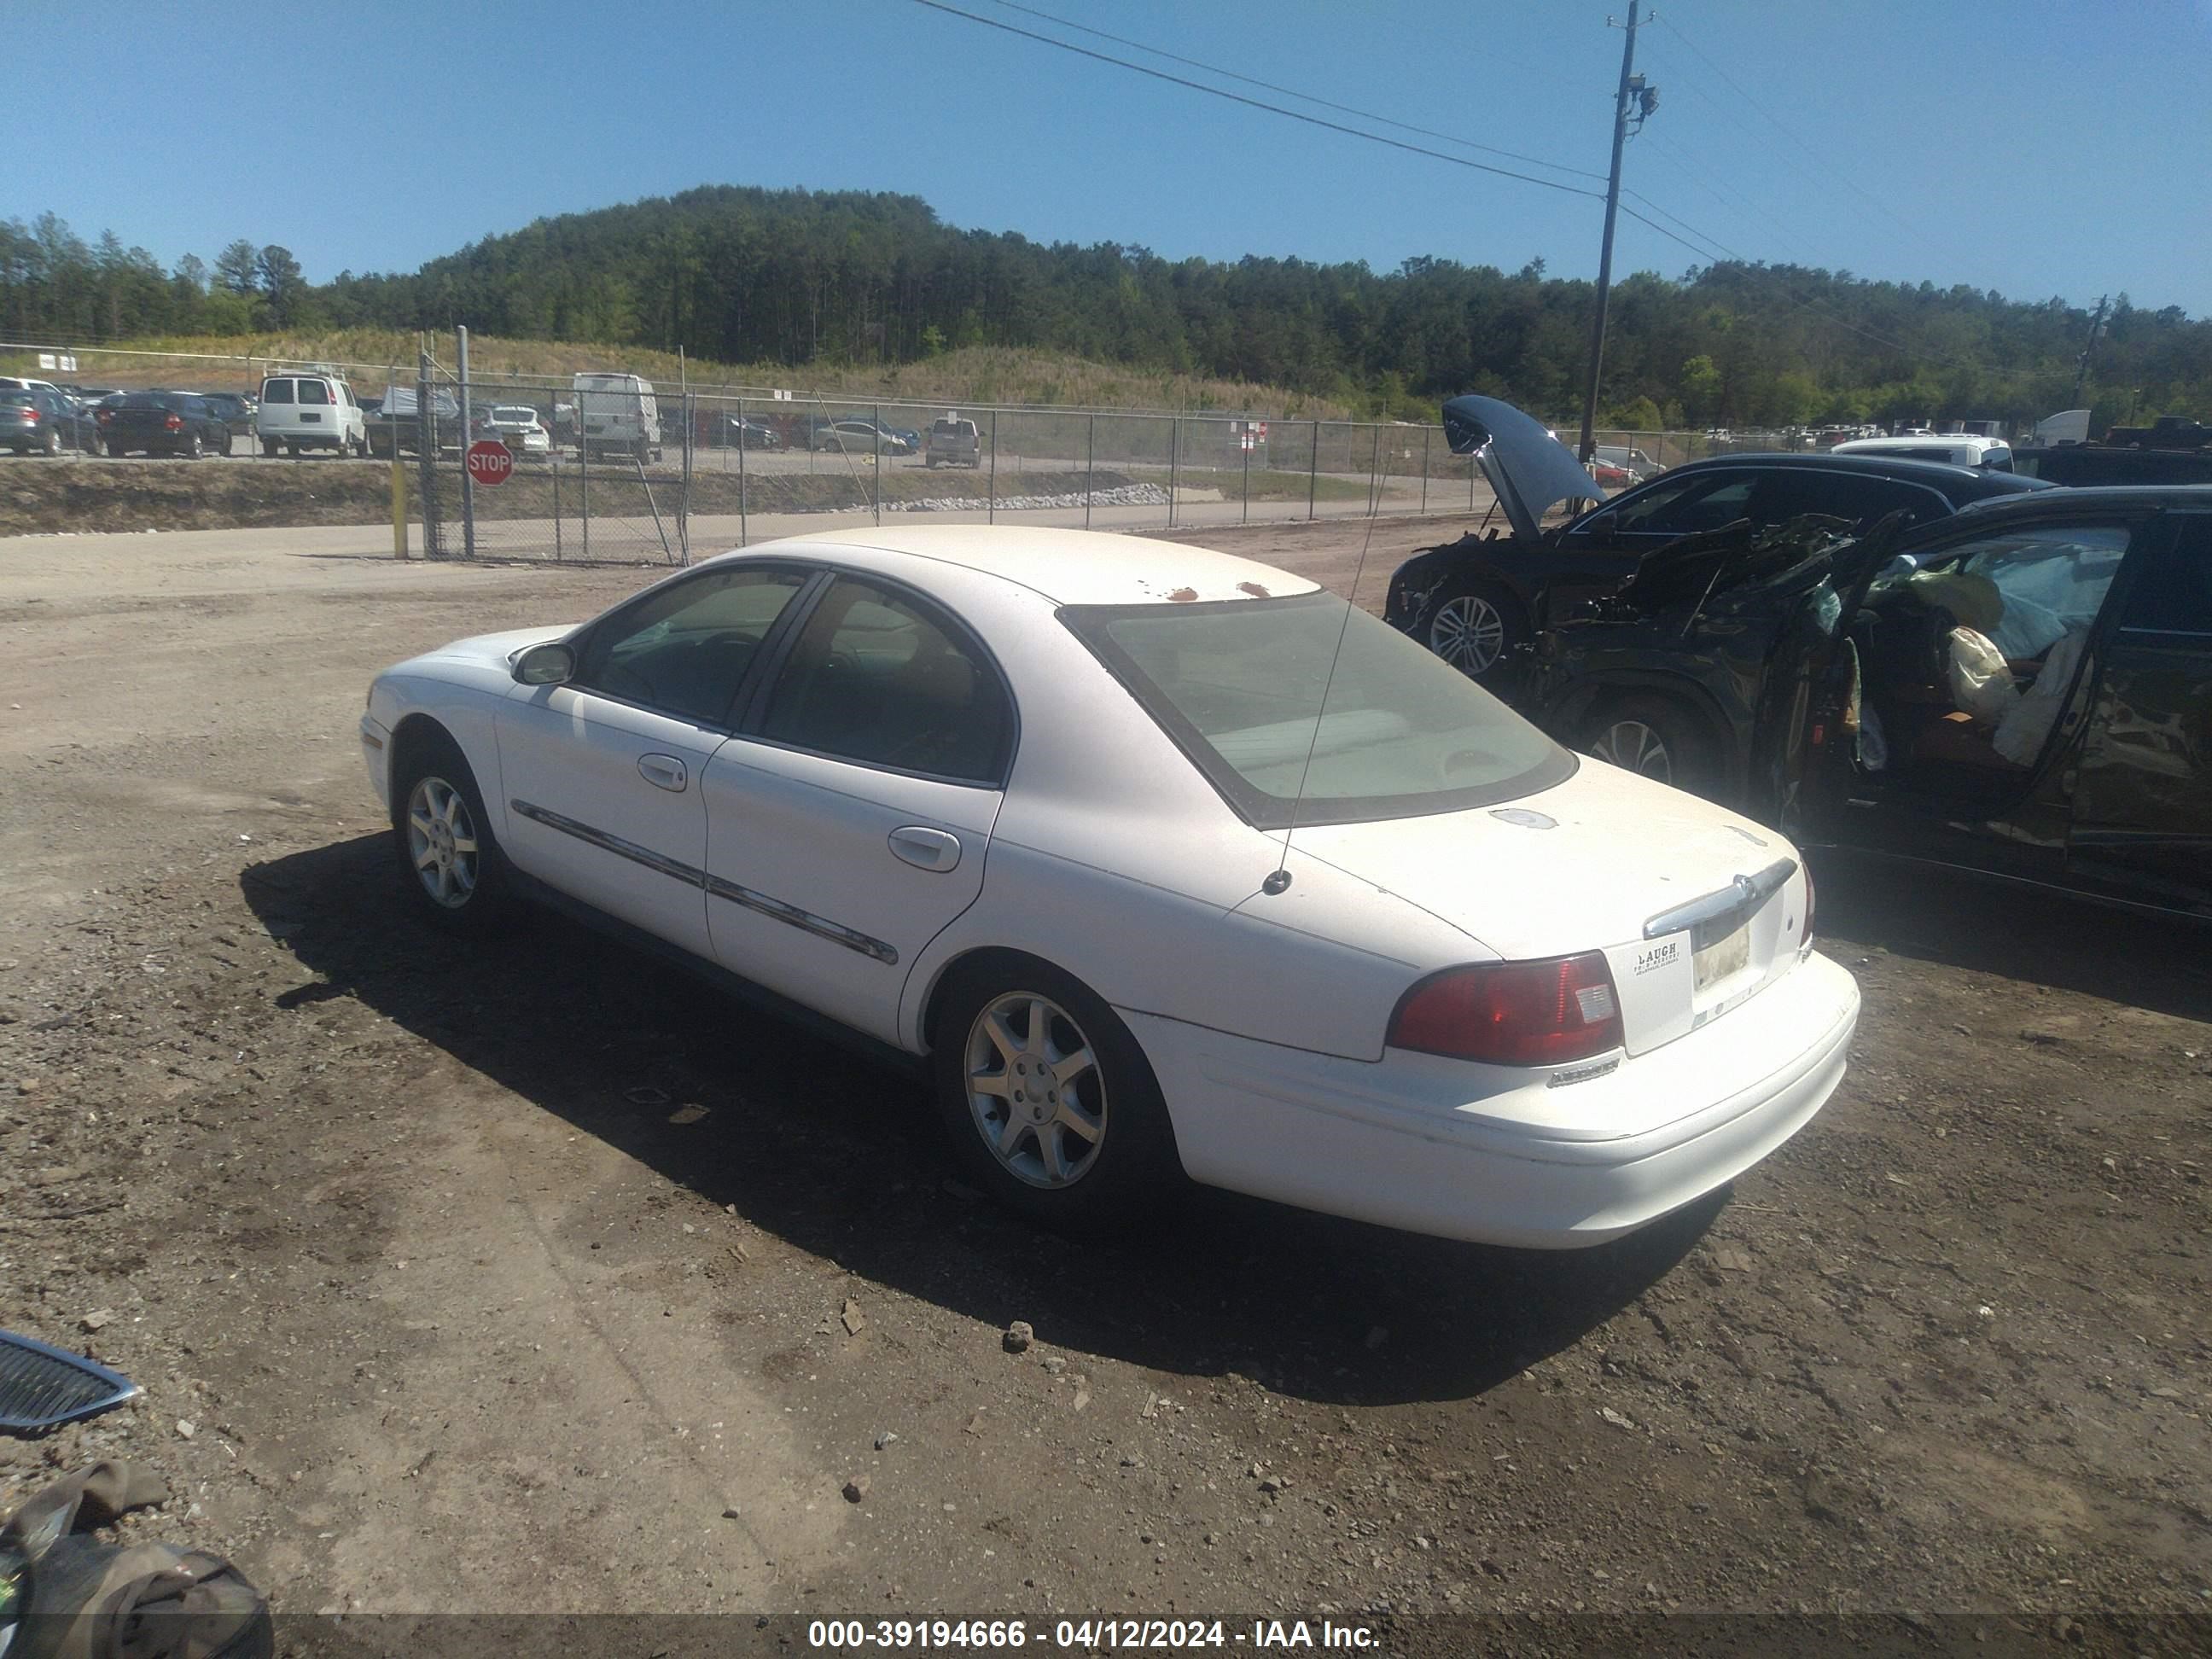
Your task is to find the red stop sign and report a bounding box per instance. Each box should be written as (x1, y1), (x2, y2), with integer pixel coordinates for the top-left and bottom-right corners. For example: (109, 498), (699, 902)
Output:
(465, 439), (514, 486)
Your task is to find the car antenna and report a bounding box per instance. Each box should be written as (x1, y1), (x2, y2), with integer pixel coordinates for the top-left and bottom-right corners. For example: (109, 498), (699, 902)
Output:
(1265, 436), (1394, 897)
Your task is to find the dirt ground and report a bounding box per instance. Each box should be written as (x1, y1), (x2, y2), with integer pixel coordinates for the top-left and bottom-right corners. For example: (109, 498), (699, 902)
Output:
(1, 515), (2208, 1651)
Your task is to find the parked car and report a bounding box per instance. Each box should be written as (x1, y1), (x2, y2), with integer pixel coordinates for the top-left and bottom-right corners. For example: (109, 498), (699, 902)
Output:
(474, 405), (552, 457)
(1523, 487), (2212, 918)
(197, 391), (258, 438)
(257, 373), (369, 457)
(368, 387), (463, 458)
(711, 413), (783, 451)
(96, 391), (235, 457)
(572, 372), (661, 463)
(927, 416), (982, 469)
(0, 376), (63, 399)
(0, 387), (102, 456)
(1592, 444), (1660, 483)
(1386, 396), (2052, 679)
(0, 389), (102, 455)
(361, 526), (1854, 1246)
(815, 417), (914, 456)
(1831, 434), (2015, 472)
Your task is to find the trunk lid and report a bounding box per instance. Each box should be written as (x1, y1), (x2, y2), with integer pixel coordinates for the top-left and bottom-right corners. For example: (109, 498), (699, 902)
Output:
(1295, 759), (1812, 1057)
(1441, 394), (1608, 540)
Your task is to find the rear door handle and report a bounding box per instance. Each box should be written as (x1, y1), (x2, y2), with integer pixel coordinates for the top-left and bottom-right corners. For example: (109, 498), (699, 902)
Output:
(637, 753), (688, 792)
(888, 825), (962, 872)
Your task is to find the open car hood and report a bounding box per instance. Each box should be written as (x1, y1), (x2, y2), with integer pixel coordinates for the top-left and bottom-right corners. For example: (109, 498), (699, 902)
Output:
(1441, 395), (1606, 540)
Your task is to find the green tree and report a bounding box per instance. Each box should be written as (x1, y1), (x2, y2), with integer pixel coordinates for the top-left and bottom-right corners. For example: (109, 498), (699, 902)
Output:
(212, 239), (259, 296)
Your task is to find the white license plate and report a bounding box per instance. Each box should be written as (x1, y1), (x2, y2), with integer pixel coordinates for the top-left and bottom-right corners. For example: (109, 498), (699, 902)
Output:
(1693, 923), (1750, 992)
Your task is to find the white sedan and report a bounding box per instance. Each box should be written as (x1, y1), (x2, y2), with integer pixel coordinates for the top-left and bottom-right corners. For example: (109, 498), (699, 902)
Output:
(359, 527), (1858, 1246)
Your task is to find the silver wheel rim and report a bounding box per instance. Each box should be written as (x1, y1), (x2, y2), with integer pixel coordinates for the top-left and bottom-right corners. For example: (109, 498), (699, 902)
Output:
(1429, 593), (1506, 675)
(405, 774), (480, 909)
(963, 991), (1106, 1190)
(1592, 719), (1673, 783)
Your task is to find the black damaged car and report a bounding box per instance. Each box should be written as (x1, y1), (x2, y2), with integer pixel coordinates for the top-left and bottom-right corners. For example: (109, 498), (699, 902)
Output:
(1523, 486), (2212, 920)
(1385, 395), (2050, 679)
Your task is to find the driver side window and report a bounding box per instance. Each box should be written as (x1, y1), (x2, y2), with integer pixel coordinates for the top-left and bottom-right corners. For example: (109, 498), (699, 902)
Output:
(1954, 523), (2132, 661)
(572, 567), (808, 726)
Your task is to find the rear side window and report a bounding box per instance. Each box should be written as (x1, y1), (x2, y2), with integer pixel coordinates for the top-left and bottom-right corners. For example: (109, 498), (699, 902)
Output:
(759, 578), (1011, 783)
(298, 380), (330, 405)
(2119, 520), (2212, 636)
(262, 380), (294, 404)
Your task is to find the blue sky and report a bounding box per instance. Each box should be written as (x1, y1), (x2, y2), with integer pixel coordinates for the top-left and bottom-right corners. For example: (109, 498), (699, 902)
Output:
(20, 1), (2212, 315)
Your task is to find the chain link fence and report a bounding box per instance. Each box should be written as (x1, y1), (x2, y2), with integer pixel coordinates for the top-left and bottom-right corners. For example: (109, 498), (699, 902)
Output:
(6, 335), (1802, 564)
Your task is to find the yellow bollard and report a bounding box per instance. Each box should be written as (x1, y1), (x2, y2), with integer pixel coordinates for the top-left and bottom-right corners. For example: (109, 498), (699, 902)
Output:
(391, 458), (408, 560)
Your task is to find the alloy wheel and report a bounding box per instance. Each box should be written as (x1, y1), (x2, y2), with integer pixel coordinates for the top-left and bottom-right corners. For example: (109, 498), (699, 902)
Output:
(963, 992), (1107, 1189)
(1429, 592), (1507, 675)
(1591, 719), (1674, 783)
(405, 775), (480, 909)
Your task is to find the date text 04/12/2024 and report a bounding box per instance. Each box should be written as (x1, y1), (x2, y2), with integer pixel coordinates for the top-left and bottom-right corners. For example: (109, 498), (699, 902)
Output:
(805, 1619), (1380, 1650)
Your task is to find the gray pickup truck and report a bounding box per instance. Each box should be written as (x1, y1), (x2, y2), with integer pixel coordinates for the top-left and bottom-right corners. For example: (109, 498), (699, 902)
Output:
(925, 416), (982, 469)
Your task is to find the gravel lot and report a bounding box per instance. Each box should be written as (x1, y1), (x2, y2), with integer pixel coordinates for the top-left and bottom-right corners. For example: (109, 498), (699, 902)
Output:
(1, 515), (2208, 1650)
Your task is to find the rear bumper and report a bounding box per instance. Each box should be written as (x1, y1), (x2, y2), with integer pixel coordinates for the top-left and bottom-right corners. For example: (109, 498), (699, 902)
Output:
(1125, 950), (1859, 1249)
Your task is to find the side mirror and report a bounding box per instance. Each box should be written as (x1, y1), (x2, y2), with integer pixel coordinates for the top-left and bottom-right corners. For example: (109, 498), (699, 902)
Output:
(513, 641), (576, 685)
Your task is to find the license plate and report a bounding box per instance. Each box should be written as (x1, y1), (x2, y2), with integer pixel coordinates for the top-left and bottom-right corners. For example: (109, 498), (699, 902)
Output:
(300, 412), (320, 422)
(1693, 923), (1750, 992)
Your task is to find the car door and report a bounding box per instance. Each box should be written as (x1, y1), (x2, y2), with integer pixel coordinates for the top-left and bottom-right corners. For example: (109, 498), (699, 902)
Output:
(495, 564), (815, 958)
(1798, 511), (2139, 862)
(700, 572), (1013, 1045)
(2068, 509), (2212, 901)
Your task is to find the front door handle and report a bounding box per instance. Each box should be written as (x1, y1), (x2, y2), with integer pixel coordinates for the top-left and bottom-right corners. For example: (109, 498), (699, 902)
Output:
(888, 825), (961, 872)
(637, 753), (688, 792)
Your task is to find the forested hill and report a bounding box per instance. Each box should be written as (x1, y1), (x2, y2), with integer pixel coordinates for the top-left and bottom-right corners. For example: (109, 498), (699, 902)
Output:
(6, 183), (2208, 428)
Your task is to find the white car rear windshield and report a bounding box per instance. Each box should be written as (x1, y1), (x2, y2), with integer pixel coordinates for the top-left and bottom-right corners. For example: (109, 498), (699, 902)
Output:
(491, 407), (536, 423)
(1063, 592), (1573, 828)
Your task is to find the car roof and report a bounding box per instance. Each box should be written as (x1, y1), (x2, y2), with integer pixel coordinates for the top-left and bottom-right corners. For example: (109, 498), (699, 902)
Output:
(1948, 483), (2212, 516)
(1661, 451), (2051, 495)
(709, 525), (1322, 607)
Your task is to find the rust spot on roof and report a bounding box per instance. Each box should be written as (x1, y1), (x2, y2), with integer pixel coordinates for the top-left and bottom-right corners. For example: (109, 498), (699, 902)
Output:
(1165, 586), (1200, 602)
(1236, 580), (1272, 598)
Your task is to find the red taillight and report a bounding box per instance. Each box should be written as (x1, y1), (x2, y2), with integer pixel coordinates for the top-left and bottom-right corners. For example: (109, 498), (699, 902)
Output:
(1388, 952), (1624, 1067)
(96, 408), (112, 423)
(164, 412), (183, 430)
(20, 408), (38, 422)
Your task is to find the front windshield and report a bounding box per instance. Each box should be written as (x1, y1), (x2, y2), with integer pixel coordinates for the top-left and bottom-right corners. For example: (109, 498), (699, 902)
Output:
(1062, 591), (1573, 828)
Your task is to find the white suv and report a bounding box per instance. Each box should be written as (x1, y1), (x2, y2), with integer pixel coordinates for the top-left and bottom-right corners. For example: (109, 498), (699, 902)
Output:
(257, 373), (369, 458)
(1831, 434), (2014, 472)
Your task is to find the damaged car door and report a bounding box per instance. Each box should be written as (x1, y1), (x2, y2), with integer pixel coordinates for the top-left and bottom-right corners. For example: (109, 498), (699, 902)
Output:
(2066, 509), (2212, 905)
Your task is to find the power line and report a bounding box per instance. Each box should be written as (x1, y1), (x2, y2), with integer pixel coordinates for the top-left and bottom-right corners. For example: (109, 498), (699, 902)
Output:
(979, 0), (1613, 185)
(917, 0), (1956, 370)
(1651, 15), (1967, 271)
(910, 0), (1608, 201)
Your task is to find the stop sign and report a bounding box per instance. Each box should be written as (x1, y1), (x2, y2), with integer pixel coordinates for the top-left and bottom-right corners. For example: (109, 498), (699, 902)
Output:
(465, 439), (514, 486)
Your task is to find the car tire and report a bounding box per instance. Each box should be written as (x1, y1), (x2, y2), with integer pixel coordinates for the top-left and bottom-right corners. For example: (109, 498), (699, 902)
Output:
(390, 729), (511, 933)
(285, 442), (299, 458)
(183, 432), (203, 459)
(1420, 579), (1526, 678)
(41, 427), (60, 457)
(1583, 694), (1722, 798)
(260, 439), (278, 457)
(929, 953), (1183, 1235)
(224, 430), (236, 457)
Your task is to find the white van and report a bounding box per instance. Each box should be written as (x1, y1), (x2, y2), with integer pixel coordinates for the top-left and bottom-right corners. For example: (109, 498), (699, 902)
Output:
(1830, 434), (2014, 472)
(257, 372), (368, 457)
(571, 372), (661, 463)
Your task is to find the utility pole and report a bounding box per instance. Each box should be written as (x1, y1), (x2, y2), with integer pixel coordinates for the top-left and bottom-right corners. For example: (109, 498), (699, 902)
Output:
(1577, 3), (1646, 463)
(2071, 294), (2110, 405)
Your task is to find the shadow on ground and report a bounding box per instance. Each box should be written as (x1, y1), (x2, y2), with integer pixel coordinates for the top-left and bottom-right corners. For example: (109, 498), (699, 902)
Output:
(1813, 848), (2212, 1024)
(242, 834), (1715, 1408)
